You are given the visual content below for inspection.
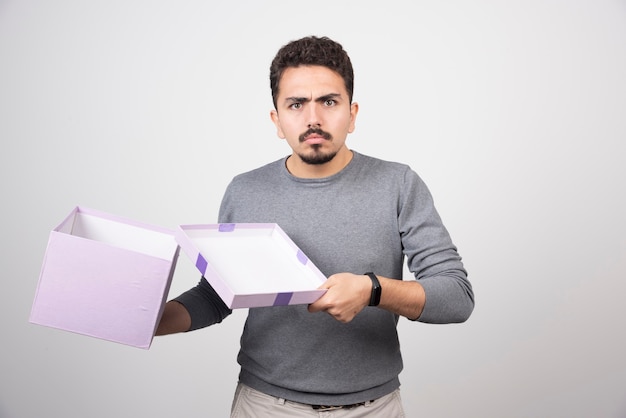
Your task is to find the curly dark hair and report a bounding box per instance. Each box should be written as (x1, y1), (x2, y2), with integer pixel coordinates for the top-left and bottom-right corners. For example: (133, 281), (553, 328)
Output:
(269, 36), (354, 108)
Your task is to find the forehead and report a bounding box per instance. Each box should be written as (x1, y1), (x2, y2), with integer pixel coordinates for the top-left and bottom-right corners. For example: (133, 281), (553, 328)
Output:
(278, 65), (347, 97)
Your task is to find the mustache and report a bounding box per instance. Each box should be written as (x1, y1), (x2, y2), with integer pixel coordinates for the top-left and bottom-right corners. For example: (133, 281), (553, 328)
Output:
(299, 127), (332, 142)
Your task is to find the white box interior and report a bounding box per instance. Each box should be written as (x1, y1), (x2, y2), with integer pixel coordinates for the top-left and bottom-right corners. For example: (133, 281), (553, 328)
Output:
(185, 226), (325, 294)
(66, 211), (177, 260)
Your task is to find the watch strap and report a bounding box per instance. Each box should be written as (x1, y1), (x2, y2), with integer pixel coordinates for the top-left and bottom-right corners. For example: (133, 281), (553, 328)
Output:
(365, 272), (381, 306)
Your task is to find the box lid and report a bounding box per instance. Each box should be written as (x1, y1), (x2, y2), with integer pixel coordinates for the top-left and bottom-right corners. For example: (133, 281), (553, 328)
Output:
(175, 223), (327, 308)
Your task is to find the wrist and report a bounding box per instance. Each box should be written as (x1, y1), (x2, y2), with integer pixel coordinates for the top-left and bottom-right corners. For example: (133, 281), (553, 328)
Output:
(364, 272), (382, 306)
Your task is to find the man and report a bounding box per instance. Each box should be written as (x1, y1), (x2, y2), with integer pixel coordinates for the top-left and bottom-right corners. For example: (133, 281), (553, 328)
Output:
(157, 36), (474, 417)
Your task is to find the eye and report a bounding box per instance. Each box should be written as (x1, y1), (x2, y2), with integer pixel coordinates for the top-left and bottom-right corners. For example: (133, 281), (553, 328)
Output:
(290, 102), (302, 110)
(324, 99), (336, 107)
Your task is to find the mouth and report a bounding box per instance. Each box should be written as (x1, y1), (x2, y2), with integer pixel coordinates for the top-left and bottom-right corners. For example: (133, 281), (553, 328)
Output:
(299, 128), (332, 145)
(303, 135), (326, 145)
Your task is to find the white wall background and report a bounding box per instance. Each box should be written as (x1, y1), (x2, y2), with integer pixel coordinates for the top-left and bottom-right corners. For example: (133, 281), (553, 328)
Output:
(1, 1), (625, 417)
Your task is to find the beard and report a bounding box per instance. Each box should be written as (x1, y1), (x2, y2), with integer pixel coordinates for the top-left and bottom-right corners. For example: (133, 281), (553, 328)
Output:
(298, 127), (335, 165)
(298, 146), (338, 165)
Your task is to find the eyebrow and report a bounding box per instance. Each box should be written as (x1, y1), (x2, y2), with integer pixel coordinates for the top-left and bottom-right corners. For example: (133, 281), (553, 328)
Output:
(284, 93), (343, 104)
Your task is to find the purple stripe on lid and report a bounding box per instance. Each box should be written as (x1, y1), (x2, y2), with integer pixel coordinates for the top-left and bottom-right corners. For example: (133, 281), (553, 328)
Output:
(296, 249), (308, 265)
(218, 223), (236, 232)
(196, 254), (208, 275)
(273, 292), (293, 306)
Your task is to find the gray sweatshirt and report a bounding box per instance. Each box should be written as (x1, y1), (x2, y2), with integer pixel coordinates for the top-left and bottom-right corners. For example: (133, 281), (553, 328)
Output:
(174, 151), (474, 406)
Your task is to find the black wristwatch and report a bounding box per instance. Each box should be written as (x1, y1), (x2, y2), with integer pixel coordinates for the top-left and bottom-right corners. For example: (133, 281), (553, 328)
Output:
(364, 272), (382, 306)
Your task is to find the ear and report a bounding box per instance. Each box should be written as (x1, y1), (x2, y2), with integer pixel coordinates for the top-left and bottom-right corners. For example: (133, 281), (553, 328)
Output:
(348, 102), (359, 133)
(270, 109), (286, 139)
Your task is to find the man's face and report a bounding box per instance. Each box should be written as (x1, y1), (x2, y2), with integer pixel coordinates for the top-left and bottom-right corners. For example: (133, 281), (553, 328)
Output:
(270, 65), (358, 177)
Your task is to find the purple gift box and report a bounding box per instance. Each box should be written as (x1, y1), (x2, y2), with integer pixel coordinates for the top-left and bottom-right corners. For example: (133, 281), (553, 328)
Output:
(29, 207), (180, 349)
(175, 223), (327, 309)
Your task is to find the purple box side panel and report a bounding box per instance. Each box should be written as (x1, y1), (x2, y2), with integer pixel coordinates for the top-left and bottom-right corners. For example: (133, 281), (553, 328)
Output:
(229, 293), (278, 309)
(273, 292), (293, 306)
(195, 253), (208, 275)
(218, 223), (236, 232)
(30, 231), (175, 349)
(296, 249), (308, 265)
(229, 290), (326, 309)
(288, 290), (327, 305)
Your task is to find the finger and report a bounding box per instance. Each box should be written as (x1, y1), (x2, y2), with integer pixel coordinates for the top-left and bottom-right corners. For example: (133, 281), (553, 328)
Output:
(307, 301), (323, 313)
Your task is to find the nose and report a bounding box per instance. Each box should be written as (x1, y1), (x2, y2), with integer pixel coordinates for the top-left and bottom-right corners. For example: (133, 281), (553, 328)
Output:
(307, 103), (322, 128)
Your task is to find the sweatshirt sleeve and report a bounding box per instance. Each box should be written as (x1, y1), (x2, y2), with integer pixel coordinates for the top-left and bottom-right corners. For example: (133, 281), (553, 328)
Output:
(399, 168), (475, 323)
(173, 277), (233, 331)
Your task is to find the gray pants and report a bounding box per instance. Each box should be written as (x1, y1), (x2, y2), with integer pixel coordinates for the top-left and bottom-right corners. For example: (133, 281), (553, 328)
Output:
(231, 383), (406, 418)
